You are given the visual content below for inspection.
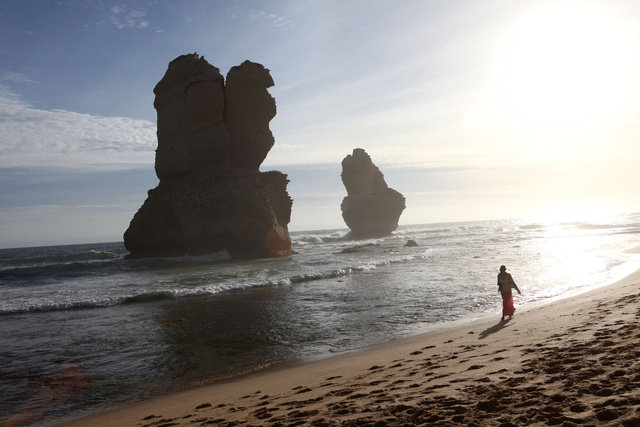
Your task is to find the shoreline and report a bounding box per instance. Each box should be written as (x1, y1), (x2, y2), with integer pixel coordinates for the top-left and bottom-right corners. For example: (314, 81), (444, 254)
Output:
(60, 267), (640, 426)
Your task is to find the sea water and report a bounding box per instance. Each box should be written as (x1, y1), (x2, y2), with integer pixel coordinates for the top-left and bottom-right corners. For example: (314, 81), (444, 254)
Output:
(1, 214), (640, 425)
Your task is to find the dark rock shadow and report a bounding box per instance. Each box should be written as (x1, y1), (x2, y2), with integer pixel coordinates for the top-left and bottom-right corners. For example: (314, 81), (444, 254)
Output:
(478, 319), (513, 339)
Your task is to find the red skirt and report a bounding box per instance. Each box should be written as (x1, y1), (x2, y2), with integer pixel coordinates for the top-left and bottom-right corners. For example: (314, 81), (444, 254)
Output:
(501, 291), (516, 317)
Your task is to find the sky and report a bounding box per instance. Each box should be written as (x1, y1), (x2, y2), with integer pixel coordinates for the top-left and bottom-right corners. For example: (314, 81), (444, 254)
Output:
(1, 0), (640, 248)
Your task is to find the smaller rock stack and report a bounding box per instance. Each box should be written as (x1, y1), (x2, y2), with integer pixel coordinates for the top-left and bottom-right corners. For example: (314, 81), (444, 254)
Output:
(340, 148), (405, 239)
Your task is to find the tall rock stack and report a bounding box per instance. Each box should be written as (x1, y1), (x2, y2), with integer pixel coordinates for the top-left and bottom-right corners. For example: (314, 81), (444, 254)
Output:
(124, 54), (292, 259)
(340, 148), (405, 239)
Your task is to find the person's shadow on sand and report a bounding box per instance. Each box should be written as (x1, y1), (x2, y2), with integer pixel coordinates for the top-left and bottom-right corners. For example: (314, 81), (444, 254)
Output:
(478, 319), (513, 339)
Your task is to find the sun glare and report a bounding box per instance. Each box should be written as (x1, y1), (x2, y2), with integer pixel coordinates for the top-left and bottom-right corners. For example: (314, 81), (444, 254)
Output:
(497, 2), (635, 130)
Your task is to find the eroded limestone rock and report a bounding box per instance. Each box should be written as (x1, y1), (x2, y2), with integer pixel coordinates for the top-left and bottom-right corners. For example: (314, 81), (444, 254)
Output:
(225, 60), (276, 171)
(124, 54), (292, 259)
(154, 54), (230, 178)
(340, 148), (405, 239)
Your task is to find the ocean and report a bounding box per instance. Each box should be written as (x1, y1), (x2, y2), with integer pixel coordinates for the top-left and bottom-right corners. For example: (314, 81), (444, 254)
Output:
(1, 214), (640, 426)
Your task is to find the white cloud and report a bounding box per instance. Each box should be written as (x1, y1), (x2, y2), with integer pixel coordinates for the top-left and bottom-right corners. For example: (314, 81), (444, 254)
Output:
(249, 10), (294, 28)
(0, 87), (156, 172)
(0, 71), (37, 84)
(99, 4), (153, 30)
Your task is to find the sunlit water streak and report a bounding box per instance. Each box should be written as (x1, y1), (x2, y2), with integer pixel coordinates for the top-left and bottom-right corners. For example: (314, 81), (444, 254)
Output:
(1, 213), (639, 425)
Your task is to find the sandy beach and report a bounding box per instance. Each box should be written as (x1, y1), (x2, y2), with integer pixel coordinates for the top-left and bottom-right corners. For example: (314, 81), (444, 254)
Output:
(57, 265), (640, 427)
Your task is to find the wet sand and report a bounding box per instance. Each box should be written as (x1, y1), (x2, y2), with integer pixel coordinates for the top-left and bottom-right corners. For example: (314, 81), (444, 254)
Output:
(62, 269), (640, 426)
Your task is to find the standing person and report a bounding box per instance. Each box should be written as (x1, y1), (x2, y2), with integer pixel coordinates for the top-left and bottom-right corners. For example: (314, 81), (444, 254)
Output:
(497, 265), (521, 321)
